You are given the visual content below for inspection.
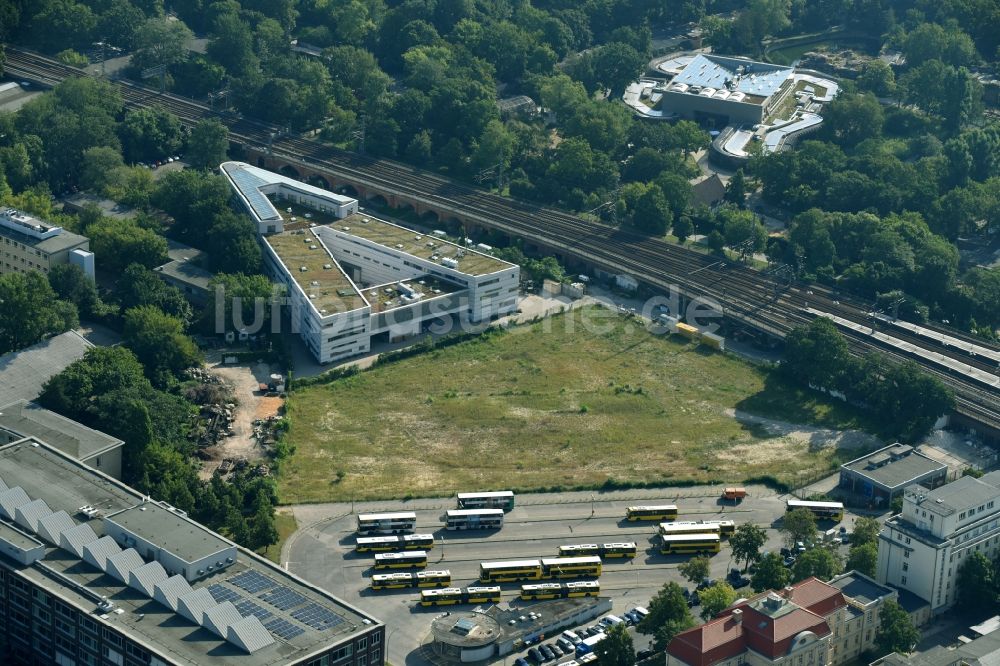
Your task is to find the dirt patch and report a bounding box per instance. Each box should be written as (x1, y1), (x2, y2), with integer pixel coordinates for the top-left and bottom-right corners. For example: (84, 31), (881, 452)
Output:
(724, 408), (880, 452)
(199, 361), (284, 479)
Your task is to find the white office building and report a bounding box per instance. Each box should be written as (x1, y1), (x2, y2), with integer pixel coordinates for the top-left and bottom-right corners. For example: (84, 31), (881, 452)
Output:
(877, 471), (1000, 613)
(221, 162), (520, 364)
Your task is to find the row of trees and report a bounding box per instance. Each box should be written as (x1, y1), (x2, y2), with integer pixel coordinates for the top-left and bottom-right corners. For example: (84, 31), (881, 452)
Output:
(783, 318), (955, 442)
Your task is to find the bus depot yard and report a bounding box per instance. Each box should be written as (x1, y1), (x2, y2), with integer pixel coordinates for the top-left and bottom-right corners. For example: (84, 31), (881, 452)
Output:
(280, 308), (880, 504)
(283, 487), (860, 666)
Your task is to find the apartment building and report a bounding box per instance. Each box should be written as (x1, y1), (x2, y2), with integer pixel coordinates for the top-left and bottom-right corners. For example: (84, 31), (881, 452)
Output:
(0, 208), (93, 278)
(877, 472), (1000, 613)
(666, 574), (894, 666)
(0, 437), (385, 665)
(221, 162), (519, 364)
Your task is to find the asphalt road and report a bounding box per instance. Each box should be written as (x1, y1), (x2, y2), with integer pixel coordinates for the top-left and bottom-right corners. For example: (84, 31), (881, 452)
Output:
(284, 484), (859, 666)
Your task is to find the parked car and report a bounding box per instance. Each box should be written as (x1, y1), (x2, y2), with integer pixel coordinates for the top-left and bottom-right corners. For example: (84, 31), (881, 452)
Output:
(783, 556), (797, 567)
(727, 569), (750, 588)
(515, 657), (530, 666)
(637, 649), (654, 660)
(557, 638), (574, 653)
(696, 578), (716, 591)
(688, 591), (700, 607)
(780, 547), (792, 558)
(527, 648), (542, 663)
(550, 644), (564, 657)
(540, 645), (555, 661)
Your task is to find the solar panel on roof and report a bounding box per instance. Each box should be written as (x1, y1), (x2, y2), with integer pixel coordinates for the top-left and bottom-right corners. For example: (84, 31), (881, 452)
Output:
(264, 617), (305, 640)
(235, 598), (273, 621)
(229, 167), (280, 221)
(290, 602), (344, 631)
(230, 569), (278, 594)
(208, 583), (243, 604)
(260, 585), (307, 611)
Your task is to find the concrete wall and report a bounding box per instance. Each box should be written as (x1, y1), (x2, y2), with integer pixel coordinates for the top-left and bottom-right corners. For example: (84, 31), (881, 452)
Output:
(660, 90), (764, 124)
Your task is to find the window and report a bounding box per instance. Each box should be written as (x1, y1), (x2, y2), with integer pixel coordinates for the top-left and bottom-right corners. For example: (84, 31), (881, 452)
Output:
(372, 650), (381, 664)
(960, 512), (966, 519)
(901, 576), (907, 584)
(372, 633), (381, 645)
(902, 563), (908, 571)
(357, 637), (368, 650)
(904, 551), (909, 558)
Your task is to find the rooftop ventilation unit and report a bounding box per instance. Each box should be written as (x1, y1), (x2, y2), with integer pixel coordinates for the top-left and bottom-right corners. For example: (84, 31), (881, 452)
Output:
(299, 266), (308, 272)
(323, 264), (333, 269)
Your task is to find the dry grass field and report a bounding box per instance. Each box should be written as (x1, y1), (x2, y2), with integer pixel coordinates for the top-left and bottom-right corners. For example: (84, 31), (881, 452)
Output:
(278, 307), (877, 503)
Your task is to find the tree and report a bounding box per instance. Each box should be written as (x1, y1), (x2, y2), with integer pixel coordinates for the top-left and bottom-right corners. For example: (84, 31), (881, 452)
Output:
(48, 264), (103, 318)
(857, 60), (895, 97)
(783, 317), (852, 391)
(852, 517), (882, 548)
(205, 210), (262, 274)
(721, 207), (766, 259)
(751, 552), (790, 592)
(185, 119), (229, 170)
(122, 306), (201, 384)
(87, 217), (168, 273)
(120, 107), (183, 163)
(781, 508), (818, 547)
(204, 273), (280, 334)
(725, 170), (748, 207)
(731, 523), (768, 571)
(595, 622), (634, 666)
(699, 582), (737, 620)
(846, 542), (878, 577)
(28, 0), (97, 52)
(131, 17), (193, 72)
(673, 216), (694, 243)
(876, 599), (920, 655)
(639, 581), (696, 650)
(0, 271), (79, 354)
(206, 12), (258, 76)
(678, 556), (711, 585)
(247, 498), (280, 552)
(791, 547), (842, 582)
(39, 346), (150, 420)
(822, 93), (884, 147)
(80, 146), (126, 192)
(119, 263), (193, 323)
(956, 551), (997, 612)
(633, 185), (672, 235)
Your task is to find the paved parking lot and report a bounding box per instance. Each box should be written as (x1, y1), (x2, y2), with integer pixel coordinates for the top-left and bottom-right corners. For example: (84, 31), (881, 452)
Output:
(284, 486), (862, 666)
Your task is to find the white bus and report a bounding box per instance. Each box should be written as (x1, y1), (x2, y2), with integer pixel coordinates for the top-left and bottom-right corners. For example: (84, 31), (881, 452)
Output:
(445, 508), (504, 530)
(786, 499), (844, 521)
(457, 491), (515, 511)
(357, 511), (417, 535)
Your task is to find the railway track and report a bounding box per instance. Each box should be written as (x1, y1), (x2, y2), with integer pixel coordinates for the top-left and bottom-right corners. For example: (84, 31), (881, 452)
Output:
(5, 48), (999, 429)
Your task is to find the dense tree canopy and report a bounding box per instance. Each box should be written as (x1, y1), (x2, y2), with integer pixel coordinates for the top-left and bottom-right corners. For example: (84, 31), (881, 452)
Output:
(0, 271), (79, 354)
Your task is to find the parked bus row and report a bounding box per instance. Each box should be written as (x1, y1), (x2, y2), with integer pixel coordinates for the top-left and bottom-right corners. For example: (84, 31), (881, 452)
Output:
(357, 507), (507, 535)
(373, 550), (429, 570)
(419, 586), (503, 606)
(520, 581), (601, 600)
(786, 499), (844, 521)
(479, 556), (603, 583)
(658, 520), (735, 538)
(557, 542), (637, 559)
(356, 534), (434, 552)
(370, 570), (451, 590)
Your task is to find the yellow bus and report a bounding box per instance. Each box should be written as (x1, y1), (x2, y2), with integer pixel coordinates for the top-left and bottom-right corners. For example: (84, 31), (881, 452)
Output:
(626, 505), (678, 521)
(357, 511), (417, 535)
(373, 550), (428, 570)
(786, 499), (845, 522)
(520, 583), (565, 600)
(565, 581), (601, 598)
(415, 570), (452, 587)
(541, 556), (603, 579)
(356, 534), (435, 553)
(403, 534), (436, 549)
(420, 586), (502, 606)
(464, 586), (502, 604)
(558, 543), (637, 559)
(659, 521), (735, 538)
(659, 533), (721, 555)
(419, 588), (464, 606)
(479, 559), (543, 583)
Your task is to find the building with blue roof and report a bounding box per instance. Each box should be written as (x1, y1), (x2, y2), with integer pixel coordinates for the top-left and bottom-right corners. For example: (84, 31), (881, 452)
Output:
(659, 54), (796, 124)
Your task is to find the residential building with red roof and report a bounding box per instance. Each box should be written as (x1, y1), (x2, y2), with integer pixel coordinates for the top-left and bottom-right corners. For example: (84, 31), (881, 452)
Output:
(667, 572), (895, 666)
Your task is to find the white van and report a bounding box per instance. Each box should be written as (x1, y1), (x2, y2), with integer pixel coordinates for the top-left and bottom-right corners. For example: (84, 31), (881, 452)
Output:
(562, 630), (582, 645)
(632, 607), (649, 620)
(600, 615), (625, 627)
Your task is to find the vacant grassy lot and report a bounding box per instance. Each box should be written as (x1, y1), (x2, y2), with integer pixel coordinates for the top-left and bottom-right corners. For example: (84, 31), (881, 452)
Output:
(279, 308), (876, 503)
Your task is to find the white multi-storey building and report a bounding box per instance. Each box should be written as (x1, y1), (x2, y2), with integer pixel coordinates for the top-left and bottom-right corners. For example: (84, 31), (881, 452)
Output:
(877, 471), (1000, 613)
(0, 208), (94, 278)
(221, 162), (520, 364)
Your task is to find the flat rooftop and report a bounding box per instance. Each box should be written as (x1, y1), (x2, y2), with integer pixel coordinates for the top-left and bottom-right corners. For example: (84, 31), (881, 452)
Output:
(364, 276), (462, 314)
(673, 54), (792, 100)
(0, 400), (123, 461)
(0, 331), (94, 406)
(0, 209), (88, 253)
(337, 213), (513, 276)
(842, 448), (946, 490)
(0, 439), (381, 665)
(106, 503), (232, 563)
(828, 572), (894, 606)
(265, 231), (367, 315)
(221, 161), (355, 224)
